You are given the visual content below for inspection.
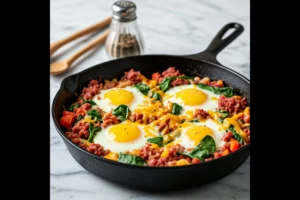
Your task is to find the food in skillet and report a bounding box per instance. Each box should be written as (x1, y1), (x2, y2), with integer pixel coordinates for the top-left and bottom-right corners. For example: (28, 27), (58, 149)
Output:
(60, 67), (250, 167)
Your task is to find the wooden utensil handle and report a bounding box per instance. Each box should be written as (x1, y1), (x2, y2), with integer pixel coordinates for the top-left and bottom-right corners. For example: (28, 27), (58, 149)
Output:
(66, 29), (110, 65)
(50, 17), (111, 56)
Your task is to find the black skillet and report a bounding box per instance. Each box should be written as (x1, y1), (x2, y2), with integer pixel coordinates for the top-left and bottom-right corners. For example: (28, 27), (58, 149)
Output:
(52, 22), (250, 191)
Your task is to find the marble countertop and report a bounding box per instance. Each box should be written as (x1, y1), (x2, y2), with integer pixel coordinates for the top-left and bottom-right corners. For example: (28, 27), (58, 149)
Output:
(50, 0), (250, 199)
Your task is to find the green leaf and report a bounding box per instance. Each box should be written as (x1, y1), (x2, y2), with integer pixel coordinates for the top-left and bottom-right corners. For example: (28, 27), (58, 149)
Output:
(171, 103), (182, 115)
(188, 135), (216, 159)
(197, 83), (235, 97)
(189, 119), (199, 122)
(159, 76), (176, 92)
(112, 105), (130, 121)
(68, 103), (79, 112)
(83, 100), (97, 106)
(229, 126), (244, 144)
(118, 153), (147, 166)
(217, 110), (229, 119)
(178, 75), (195, 80)
(147, 136), (163, 147)
(135, 83), (150, 96)
(152, 92), (161, 101)
(74, 115), (83, 125)
(88, 123), (101, 142)
(87, 109), (102, 122)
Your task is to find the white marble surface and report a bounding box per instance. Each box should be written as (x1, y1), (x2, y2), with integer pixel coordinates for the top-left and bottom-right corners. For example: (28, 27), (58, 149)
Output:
(50, 0), (250, 199)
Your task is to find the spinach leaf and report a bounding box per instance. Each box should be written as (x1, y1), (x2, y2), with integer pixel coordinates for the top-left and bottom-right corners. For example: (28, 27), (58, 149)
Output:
(178, 75), (195, 80)
(87, 109), (102, 122)
(188, 135), (216, 159)
(112, 105), (130, 121)
(189, 119), (199, 122)
(159, 77), (176, 92)
(152, 92), (161, 101)
(197, 83), (235, 97)
(229, 126), (244, 144)
(83, 100), (97, 106)
(74, 115), (84, 125)
(88, 123), (101, 142)
(118, 153), (147, 166)
(217, 110), (229, 119)
(135, 83), (150, 95)
(147, 136), (163, 147)
(68, 103), (79, 112)
(171, 103), (182, 115)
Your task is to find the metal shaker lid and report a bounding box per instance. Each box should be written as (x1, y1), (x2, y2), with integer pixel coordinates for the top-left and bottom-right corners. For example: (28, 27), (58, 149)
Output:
(112, 1), (137, 22)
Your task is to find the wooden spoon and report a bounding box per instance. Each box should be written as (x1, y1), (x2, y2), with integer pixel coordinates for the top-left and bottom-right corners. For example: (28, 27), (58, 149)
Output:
(50, 17), (111, 56)
(50, 29), (109, 75)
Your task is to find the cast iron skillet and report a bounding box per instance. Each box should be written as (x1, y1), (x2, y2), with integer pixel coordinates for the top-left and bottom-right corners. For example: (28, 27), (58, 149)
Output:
(52, 22), (250, 191)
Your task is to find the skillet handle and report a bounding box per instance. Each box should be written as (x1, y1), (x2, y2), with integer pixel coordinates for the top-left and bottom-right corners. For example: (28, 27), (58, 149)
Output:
(186, 22), (244, 65)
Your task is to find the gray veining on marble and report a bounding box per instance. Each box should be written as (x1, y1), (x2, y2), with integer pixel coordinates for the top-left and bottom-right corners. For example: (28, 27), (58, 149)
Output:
(50, 0), (250, 199)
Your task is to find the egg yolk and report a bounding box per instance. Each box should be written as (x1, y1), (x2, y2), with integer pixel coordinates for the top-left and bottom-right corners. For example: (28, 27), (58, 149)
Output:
(186, 125), (213, 145)
(176, 88), (207, 106)
(104, 89), (134, 105)
(108, 124), (140, 142)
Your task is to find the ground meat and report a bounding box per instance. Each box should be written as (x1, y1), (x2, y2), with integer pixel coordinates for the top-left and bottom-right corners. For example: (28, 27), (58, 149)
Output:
(156, 117), (176, 135)
(72, 121), (90, 139)
(152, 67), (182, 84)
(194, 109), (208, 119)
(65, 132), (87, 149)
(81, 80), (101, 100)
(140, 143), (189, 167)
(222, 131), (233, 142)
(102, 113), (118, 128)
(123, 69), (142, 84)
(171, 77), (189, 86)
(86, 143), (110, 156)
(217, 95), (247, 115)
(162, 67), (181, 77)
(130, 113), (158, 124)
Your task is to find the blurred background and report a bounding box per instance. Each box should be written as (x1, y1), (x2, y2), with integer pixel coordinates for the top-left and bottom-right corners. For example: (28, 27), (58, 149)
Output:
(50, 0), (249, 199)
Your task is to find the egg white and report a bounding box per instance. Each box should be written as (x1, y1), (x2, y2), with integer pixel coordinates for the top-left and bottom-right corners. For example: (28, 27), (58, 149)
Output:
(174, 118), (226, 152)
(162, 84), (220, 114)
(92, 85), (151, 113)
(93, 121), (160, 153)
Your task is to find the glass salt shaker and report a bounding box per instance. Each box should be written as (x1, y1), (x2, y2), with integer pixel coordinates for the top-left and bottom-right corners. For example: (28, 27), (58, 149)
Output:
(105, 0), (145, 59)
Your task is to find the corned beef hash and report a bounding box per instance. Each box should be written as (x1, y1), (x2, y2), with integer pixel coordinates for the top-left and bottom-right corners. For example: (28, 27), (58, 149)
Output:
(59, 67), (250, 167)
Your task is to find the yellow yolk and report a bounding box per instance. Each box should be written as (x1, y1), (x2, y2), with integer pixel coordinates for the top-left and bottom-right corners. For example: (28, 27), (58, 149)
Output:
(108, 124), (140, 142)
(104, 152), (119, 161)
(176, 88), (207, 106)
(104, 89), (134, 105)
(186, 125), (213, 145)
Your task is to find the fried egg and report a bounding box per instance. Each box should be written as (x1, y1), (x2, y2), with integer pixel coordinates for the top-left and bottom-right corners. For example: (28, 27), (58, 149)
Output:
(93, 120), (160, 153)
(162, 84), (220, 116)
(172, 118), (226, 152)
(92, 85), (151, 113)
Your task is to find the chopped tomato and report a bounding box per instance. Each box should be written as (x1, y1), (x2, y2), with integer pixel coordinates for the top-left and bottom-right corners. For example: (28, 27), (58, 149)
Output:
(75, 108), (86, 116)
(62, 110), (74, 116)
(229, 138), (239, 152)
(222, 149), (229, 156)
(60, 114), (76, 129)
(192, 158), (201, 164)
(152, 72), (161, 81)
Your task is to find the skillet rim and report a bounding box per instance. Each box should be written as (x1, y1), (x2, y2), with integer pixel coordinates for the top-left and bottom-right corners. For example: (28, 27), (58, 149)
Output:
(51, 54), (250, 170)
